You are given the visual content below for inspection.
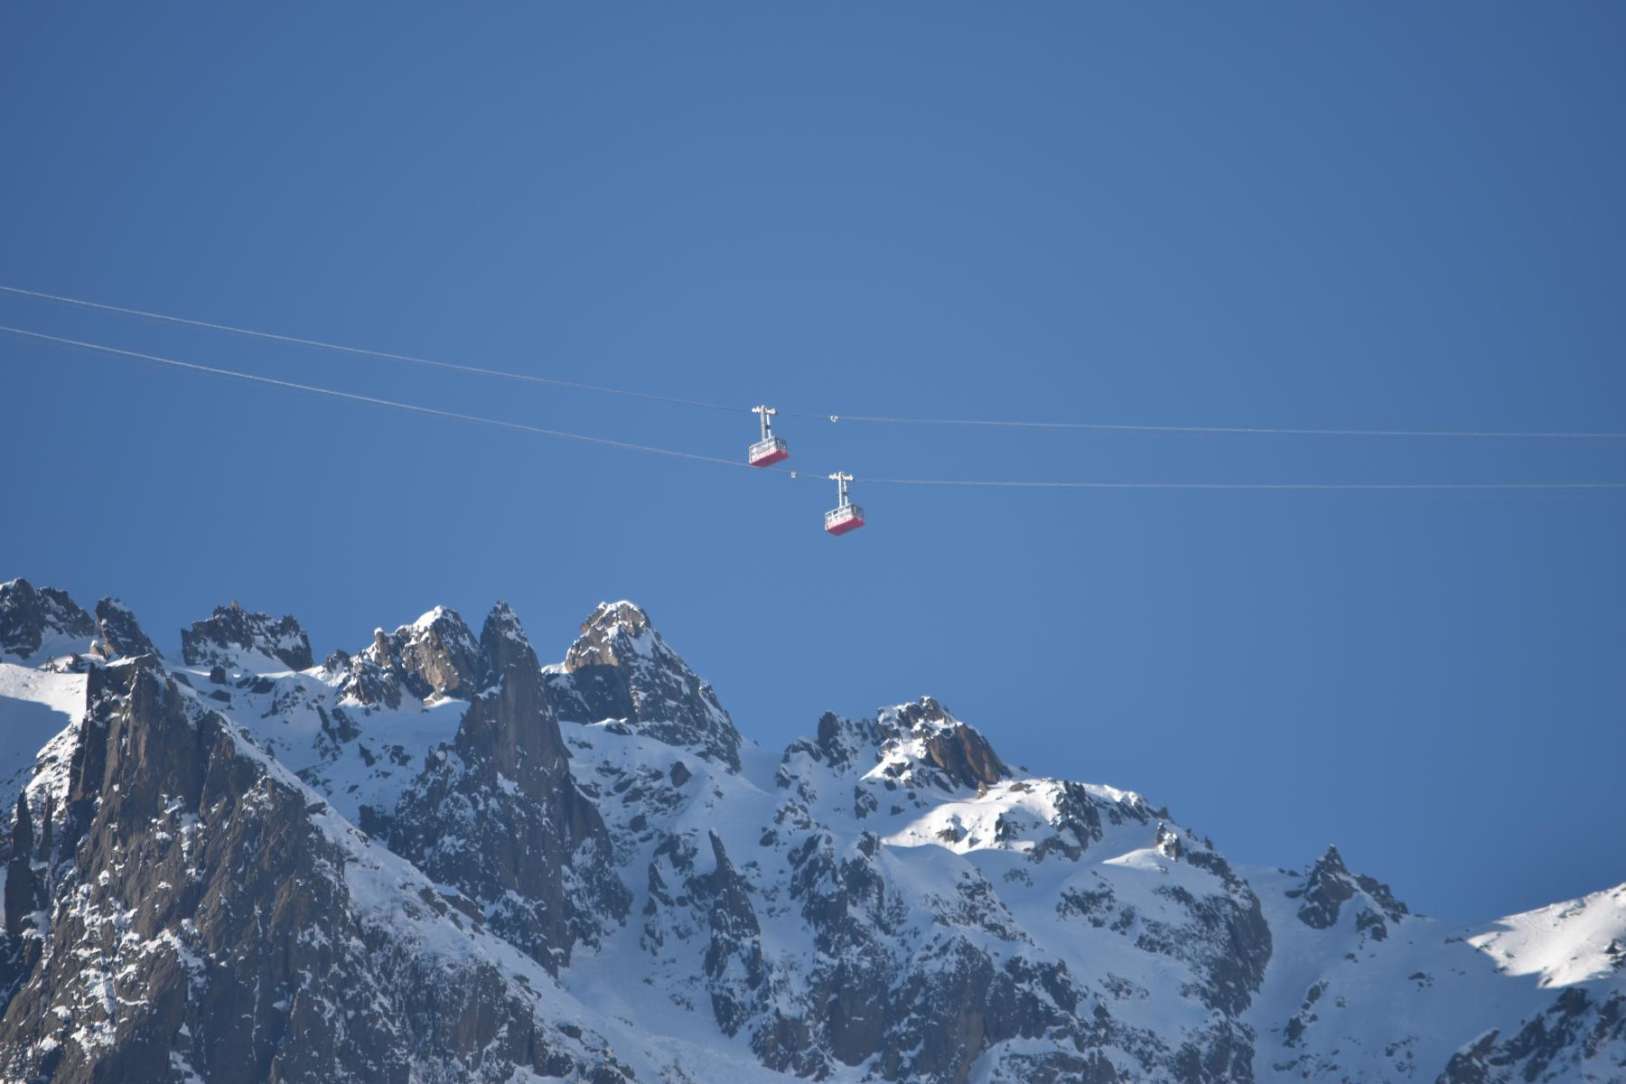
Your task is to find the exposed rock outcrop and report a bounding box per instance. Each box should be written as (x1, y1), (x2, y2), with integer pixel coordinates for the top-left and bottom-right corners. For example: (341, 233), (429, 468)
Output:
(93, 597), (160, 659)
(335, 605), (482, 708)
(180, 601), (313, 671)
(1438, 987), (1626, 1084)
(0, 578), (95, 662)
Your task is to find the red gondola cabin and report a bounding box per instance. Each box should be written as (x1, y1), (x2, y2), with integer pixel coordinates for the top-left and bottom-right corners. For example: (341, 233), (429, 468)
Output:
(748, 405), (789, 467)
(824, 472), (864, 535)
(749, 436), (790, 467)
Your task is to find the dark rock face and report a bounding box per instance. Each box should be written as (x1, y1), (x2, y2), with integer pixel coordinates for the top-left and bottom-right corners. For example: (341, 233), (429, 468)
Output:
(639, 830), (769, 1040)
(1290, 845), (1410, 941)
(93, 596), (160, 659)
(180, 601), (313, 671)
(0, 578), (95, 660)
(2, 797), (43, 940)
(390, 604), (628, 972)
(1437, 987), (1626, 1084)
(1294, 846), (1357, 929)
(545, 601), (743, 771)
(0, 657), (631, 1084)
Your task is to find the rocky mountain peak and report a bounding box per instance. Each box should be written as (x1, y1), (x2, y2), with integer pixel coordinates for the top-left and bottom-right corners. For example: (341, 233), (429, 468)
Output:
(1290, 844), (1410, 935)
(0, 579), (95, 662)
(382, 606), (480, 694)
(562, 600), (654, 671)
(180, 601), (313, 672)
(546, 601), (743, 771)
(331, 605), (493, 709)
(92, 597), (159, 660)
(873, 697), (1009, 791)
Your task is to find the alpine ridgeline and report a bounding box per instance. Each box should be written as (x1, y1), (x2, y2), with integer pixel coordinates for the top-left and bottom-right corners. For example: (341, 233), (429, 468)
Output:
(0, 578), (1620, 1083)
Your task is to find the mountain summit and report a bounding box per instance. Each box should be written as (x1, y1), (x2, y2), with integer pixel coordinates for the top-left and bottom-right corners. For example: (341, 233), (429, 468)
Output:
(546, 600), (744, 771)
(0, 581), (1620, 1083)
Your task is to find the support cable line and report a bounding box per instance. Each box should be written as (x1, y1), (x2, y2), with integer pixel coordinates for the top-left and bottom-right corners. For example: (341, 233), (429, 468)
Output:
(861, 476), (1626, 490)
(812, 413), (1626, 440)
(0, 284), (740, 415)
(4, 283), (1625, 441)
(4, 324), (1625, 493)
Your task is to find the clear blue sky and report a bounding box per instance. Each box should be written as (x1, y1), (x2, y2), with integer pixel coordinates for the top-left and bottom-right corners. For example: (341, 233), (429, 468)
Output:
(2, 5), (1622, 921)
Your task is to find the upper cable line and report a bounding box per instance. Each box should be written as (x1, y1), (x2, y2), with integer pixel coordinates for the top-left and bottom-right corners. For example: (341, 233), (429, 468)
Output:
(4, 323), (1625, 494)
(4, 282), (1625, 441)
(0, 284), (741, 415)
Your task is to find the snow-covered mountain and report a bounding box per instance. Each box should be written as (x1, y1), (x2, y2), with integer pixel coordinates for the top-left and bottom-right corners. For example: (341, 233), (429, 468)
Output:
(0, 576), (1620, 1083)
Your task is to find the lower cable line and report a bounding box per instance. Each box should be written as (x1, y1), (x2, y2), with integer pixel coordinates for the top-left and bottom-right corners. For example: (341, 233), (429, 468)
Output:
(4, 323), (1624, 493)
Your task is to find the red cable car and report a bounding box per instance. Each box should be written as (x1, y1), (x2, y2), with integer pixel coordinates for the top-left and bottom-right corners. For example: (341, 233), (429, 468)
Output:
(824, 472), (865, 535)
(748, 405), (789, 467)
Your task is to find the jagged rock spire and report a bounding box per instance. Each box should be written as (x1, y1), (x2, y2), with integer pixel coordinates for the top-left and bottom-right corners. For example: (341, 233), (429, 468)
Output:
(93, 597), (160, 660)
(478, 600), (534, 684)
(4, 795), (40, 940)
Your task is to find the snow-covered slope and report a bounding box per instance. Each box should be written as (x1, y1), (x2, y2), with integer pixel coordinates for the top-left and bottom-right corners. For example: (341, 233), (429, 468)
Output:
(0, 581), (1620, 1083)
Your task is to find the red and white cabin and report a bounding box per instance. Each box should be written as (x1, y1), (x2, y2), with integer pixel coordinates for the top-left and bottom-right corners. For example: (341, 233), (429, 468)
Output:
(824, 471), (864, 535)
(824, 503), (865, 535)
(748, 436), (789, 467)
(748, 405), (789, 467)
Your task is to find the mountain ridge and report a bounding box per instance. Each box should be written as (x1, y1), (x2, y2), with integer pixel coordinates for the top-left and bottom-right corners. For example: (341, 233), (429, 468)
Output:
(0, 578), (1620, 1083)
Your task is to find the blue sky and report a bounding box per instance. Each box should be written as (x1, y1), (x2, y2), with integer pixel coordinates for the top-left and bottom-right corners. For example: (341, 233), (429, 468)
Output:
(2, 5), (1622, 921)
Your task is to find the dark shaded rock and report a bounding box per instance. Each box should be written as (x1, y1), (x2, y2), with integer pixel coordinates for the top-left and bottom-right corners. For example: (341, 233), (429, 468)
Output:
(92, 597), (160, 659)
(1295, 846), (1358, 929)
(1436, 986), (1626, 1084)
(0, 578), (94, 661)
(180, 600), (312, 670)
(1292, 845), (1410, 934)
(3, 796), (42, 939)
(1354, 870), (1411, 924)
(697, 832), (767, 1035)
